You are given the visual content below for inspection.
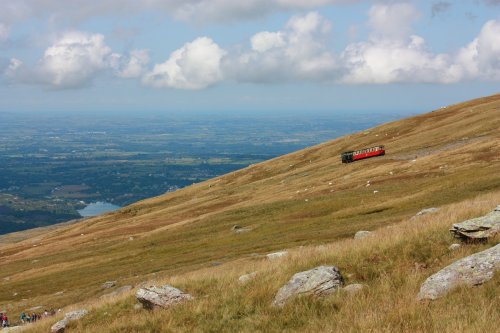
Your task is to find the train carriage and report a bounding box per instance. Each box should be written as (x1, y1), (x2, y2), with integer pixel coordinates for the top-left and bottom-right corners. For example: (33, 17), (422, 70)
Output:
(341, 145), (385, 163)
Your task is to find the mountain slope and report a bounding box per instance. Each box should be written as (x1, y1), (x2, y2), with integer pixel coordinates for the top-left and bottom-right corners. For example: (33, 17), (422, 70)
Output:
(0, 94), (499, 330)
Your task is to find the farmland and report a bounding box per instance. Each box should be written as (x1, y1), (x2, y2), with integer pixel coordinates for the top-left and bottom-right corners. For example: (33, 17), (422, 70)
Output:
(0, 112), (396, 233)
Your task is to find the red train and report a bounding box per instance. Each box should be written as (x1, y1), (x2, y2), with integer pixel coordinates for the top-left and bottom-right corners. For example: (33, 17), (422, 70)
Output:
(341, 145), (385, 163)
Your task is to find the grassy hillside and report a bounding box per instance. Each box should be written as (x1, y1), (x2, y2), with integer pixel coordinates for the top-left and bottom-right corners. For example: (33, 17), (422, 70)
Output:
(0, 94), (499, 331)
(23, 193), (500, 333)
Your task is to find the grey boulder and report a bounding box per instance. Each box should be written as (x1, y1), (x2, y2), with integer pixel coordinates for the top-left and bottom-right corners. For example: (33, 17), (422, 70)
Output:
(273, 265), (344, 307)
(417, 243), (500, 300)
(450, 205), (500, 240)
(136, 285), (192, 309)
(51, 309), (89, 333)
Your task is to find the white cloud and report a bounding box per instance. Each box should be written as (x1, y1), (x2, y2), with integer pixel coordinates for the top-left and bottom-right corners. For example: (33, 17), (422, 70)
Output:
(225, 12), (337, 83)
(368, 3), (420, 41)
(149, 0), (360, 23)
(341, 37), (457, 84)
(3, 58), (23, 78)
(456, 20), (500, 80)
(114, 49), (150, 78)
(251, 32), (286, 53)
(4, 5), (500, 90)
(341, 3), (459, 84)
(33, 31), (114, 88)
(143, 37), (226, 89)
(0, 0), (360, 26)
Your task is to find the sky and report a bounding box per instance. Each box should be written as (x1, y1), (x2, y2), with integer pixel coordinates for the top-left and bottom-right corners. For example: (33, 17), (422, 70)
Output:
(0, 0), (499, 114)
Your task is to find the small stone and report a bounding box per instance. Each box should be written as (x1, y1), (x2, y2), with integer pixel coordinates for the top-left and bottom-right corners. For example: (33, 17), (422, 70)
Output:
(101, 281), (116, 289)
(448, 243), (461, 251)
(354, 231), (373, 240)
(233, 227), (251, 234)
(100, 285), (133, 299)
(231, 225), (241, 231)
(343, 284), (365, 294)
(133, 303), (142, 310)
(415, 208), (439, 216)
(238, 272), (257, 283)
(28, 305), (42, 311)
(266, 251), (288, 260)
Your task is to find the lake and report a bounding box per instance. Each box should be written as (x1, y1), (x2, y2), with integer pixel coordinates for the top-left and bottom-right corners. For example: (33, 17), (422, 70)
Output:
(78, 202), (121, 217)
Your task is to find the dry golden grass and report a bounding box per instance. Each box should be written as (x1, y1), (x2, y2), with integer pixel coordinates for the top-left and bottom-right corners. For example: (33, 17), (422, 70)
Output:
(0, 94), (499, 331)
(21, 191), (500, 333)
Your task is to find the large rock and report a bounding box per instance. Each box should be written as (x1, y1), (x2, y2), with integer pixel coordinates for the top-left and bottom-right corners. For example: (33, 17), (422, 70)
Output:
(51, 309), (88, 333)
(450, 205), (500, 240)
(272, 266), (344, 306)
(136, 285), (192, 309)
(417, 243), (500, 300)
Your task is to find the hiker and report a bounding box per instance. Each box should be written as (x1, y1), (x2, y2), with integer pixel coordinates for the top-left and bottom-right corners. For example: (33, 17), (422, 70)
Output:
(26, 313), (31, 323)
(2, 313), (9, 327)
(20, 312), (26, 324)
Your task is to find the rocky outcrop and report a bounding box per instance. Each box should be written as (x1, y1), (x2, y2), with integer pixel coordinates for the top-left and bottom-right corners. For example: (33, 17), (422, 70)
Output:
(450, 205), (500, 240)
(51, 309), (89, 333)
(266, 251), (288, 260)
(272, 266), (344, 307)
(417, 243), (500, 300)
(354, 231), (373, 240)
(136, 285), (192, 309)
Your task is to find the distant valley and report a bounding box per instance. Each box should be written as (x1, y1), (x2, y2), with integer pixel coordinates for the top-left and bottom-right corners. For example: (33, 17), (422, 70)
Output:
(0, 112), (400, 234)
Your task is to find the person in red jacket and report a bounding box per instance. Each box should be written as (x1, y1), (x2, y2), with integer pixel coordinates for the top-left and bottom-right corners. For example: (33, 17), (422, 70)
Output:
(1, 313), (9, 327)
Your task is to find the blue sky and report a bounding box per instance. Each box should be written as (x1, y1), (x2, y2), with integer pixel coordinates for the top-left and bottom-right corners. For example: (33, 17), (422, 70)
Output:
(0, 0), (499, 114)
